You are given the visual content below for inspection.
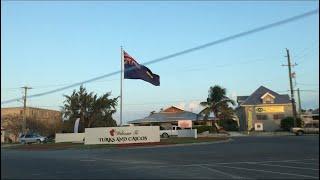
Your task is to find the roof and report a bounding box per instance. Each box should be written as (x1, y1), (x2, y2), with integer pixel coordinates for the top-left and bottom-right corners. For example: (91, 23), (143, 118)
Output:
(237, 96), (249, 103)
(128, 106), (214, 124)
(162, 106), (184, 113)
(239, 86), (291, 106)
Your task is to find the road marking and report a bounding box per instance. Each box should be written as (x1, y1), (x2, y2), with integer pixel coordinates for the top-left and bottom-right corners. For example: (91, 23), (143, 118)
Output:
(100, 158), (165, 164)
(285, 161), (319, 165)
(198, 165), (246, 179)
(213, 158), (317, 165)
(109, 158), (319, 170)
(80, 159), (96, 162)
(31, 173), (41, 176)
(256, 163), (319, 171)
(208, 164), (318, 179)
(159, 158), (318, 167)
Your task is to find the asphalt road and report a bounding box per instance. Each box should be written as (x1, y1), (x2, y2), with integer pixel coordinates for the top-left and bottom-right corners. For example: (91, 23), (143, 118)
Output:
(1, 136), (319, 179)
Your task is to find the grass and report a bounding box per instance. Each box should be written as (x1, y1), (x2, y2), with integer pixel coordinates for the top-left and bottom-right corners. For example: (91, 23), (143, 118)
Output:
(2, 136), (229, 150)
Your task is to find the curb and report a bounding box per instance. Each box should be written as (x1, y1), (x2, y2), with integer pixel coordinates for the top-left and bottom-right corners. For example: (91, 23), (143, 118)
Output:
(1, 144), (22, 148)
(122, 138), (233, 150)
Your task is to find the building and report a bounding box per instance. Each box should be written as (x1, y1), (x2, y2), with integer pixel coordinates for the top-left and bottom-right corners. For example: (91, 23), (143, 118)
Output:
(236, 86), (293, 131)
(1, 107), (62, 142)
(128, 106), (215, 129)
(300, 108), (319, 124)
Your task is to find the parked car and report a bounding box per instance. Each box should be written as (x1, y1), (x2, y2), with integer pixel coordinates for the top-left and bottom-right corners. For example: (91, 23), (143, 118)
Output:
(291, 122), (319, 136)
(19, 133), (47, 144)
(160, 125), (181, 138)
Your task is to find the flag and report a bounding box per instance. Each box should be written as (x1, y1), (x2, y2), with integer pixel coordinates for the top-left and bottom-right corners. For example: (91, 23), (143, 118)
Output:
(123, 51), (160, 86)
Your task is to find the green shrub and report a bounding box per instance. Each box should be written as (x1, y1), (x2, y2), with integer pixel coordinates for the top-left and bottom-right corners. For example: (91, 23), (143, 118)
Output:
(281, 117), (294, 131)
(281, 117), (303, 131)
(219, 119), (239, 131)
(296, 118), (303, 128)
(193, 126), (216, 134)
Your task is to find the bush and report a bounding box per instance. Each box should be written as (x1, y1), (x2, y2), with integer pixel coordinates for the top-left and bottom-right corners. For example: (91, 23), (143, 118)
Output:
(193, 126), (216, 134)
(296, 118), (303, 128)
(281, 117), (302, 131)
(219, 119), (239, 131)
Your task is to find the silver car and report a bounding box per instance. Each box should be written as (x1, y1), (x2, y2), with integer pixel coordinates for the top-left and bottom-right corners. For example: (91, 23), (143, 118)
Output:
(19, 133), (47, 144)
(291, 123), (319, 136)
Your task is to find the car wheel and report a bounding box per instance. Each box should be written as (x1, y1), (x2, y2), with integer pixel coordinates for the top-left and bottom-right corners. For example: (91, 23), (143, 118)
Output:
(296, 131), (304, 136)
(21, 140), (26, 145)
(36, 139), (41, 144)
(162, 133), (169, 138)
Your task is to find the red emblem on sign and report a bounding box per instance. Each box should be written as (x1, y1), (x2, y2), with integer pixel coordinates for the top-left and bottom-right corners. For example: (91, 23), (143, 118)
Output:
(109, 129), (115, 136)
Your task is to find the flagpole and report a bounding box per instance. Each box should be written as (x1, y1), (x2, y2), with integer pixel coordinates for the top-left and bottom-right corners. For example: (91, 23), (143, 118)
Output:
(120, 46), (123, 126)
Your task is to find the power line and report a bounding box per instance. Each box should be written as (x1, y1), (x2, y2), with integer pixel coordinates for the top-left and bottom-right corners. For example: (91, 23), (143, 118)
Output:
(1, 9), (318, 105)
(1, 79), (120, 90)
(11, 89), (318, 109)
(296, 83), (319, 86)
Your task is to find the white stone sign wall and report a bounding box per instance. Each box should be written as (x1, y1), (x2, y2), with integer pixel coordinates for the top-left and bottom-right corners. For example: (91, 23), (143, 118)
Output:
(55, 133), (85, 143)
(84, 126), (160, 145)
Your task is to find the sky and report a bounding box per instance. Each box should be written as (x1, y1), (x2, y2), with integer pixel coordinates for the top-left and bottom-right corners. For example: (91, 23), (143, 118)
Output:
(1, 1), (319, 124)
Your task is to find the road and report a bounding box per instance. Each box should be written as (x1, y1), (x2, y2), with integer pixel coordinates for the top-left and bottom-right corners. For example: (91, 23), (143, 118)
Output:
(1, 136), (319, 179)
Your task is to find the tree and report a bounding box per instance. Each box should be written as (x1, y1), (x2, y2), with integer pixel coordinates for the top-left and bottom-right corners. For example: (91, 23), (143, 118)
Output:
(281, 117), (303, 131)
(1, 115), (22, 142)
(199, 85), (235, 131)
(62, 86), (118, 133)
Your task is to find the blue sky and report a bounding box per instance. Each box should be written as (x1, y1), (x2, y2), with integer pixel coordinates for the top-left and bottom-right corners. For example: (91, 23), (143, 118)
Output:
(1, 1), (319, 124)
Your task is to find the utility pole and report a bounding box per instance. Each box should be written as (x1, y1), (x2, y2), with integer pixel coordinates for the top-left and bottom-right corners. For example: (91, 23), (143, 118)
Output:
(282, 49), (298, 127)
(21, 86), (32, 134)
(297, 88), (302, 116)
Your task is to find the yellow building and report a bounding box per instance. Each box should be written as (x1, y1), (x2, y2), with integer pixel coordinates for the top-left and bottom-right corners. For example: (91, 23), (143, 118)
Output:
(1, 107), (62, 142)
(236, 86), (293, 131)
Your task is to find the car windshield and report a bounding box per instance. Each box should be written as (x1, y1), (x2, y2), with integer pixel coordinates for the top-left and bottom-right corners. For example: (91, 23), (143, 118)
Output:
(33, 134), (41, 137)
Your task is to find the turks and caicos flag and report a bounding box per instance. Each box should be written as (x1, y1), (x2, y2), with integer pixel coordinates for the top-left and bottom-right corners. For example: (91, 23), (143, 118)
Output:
(123, 51), (160, 86)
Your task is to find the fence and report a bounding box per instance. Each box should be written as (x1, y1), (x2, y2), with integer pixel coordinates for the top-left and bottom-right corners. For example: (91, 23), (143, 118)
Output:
(177, 129), (197, 138)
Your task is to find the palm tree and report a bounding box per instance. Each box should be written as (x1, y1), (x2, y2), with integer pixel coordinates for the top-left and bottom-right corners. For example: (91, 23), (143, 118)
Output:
(62, 86), (118, 132)
(199, 85), (235, 129)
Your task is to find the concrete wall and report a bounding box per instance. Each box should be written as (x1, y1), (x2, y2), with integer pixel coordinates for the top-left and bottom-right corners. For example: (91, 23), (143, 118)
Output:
(1, 107), (62, 142)
(55, 133), (85, 143)
(177, 129), (197, 138)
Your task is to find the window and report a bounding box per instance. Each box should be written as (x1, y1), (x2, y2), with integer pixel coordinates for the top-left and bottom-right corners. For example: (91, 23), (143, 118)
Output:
(256, 115), (268, 120)
(273, 114), (285, 120)
(261, 93), (275, 104)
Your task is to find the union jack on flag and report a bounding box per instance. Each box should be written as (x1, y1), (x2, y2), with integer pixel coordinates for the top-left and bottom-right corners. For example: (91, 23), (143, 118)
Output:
(123, 51), (160, 86)
(124, 51), (141, 69)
